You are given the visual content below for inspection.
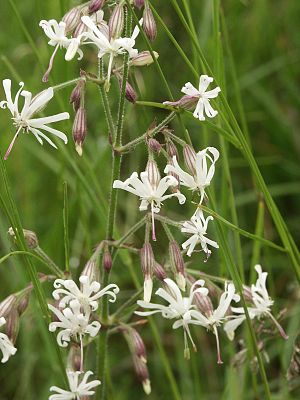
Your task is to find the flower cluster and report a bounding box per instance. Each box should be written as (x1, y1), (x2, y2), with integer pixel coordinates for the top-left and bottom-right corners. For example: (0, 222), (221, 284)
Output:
(48, 275), (119, 398)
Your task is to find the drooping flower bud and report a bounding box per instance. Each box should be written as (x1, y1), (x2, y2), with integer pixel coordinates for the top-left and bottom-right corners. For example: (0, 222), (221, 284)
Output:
(17, 292), (30, 315)
(140, 243), (154, 302)
(122, 326), (151, 395)
(70, 79), (85, 112)
(0, 295), (17, 319)
(81, 245), (101, 284)
(166, 140), (179, 159)
(131, 51), (159, 67)
(67, 344), (82, 371)
(108, 3), (124, 39)
(73, 21), (88, 38)
(153, 262), (167, 281)
(183, 144), (197, 175)
(88, 0), (106, 13)
(134, 0), (145, 9)
(63, 7), (82, 33)
(143, 4), (157, 41)
(169, 241), (186, 291)
(116, 74), (137, 103)
(5, 309), (20, 345)
(146, 159), (160, 189)
(8, 227), (39, 249)
(73, 107), (87, 156)
(103, 249), (112, 272)
(147, 138), (161, 154)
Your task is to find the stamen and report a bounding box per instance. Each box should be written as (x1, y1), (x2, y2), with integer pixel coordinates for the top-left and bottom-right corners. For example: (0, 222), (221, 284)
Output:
(267, 312), (289, 340)
(151, 201), (156, 241)
(105, 53), (114, 92)
(183, 329), (190, 359)
(42, 44), (59, 83)
(4, 126), (22, 160)
(213, 325), (223, 364)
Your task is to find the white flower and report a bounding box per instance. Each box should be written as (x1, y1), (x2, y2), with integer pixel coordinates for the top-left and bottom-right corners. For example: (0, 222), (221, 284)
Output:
(181, 209), (219, 258)
(0, 317), (17, 363)
(113, 170), (185, 240)
(0, 79), (69, 159)
(135, 278), (208, 358)
(81, 16), (141, 86)
(165, 147), (219, 203)
(52, 275), (119, 313)
(49, 370), (101, 400)
(188, 283), (240, 363)
(40, 19), (83, 81)
(48, 300), (101, 347)
(182, 75), (221, 121)
(224, 265), (288, 340)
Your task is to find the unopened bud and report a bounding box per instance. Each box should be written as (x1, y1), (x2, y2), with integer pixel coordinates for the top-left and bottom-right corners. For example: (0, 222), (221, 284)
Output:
(124, 326), (147, 362)
(108, 3), (124, 39)
(131, 51), (159, 67)
(140, 243), (154, 302)
(147, 138), (161, 153)
(133, 355), (151, 395)
(103, 249), (112, 272)
(5, 310), (20, 344)
(146, 159), (160, 189)
(117, 75), (137, 103)
(63, 7), (82, 33)
(17, 293), (30, 315)
(70, 80), (85, 112)
(143, 5), (157, 41)
(73, 107), (87, 156)
(8, 227), (39, 249)
(134, 0), (145, 9)
(153, 262), (167, 281)
(67, 344), (82, 371)
(0, 295), (17, 319)
(166, 140), (179, 159)
(74, 21), (88, 38)
(81, 250), (101, 284)
(169, 241), (186, 291)
(183, 144), (197, 176)
(88, 0), (105, 13)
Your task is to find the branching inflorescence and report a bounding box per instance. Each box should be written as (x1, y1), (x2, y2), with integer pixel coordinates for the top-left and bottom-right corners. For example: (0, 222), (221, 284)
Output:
(0, 0), (291, 399)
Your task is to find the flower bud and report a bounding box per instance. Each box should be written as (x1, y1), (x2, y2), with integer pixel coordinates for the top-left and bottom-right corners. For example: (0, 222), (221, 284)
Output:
(117, 75), (137, 103)
(134, 0), (145, 9)
(70, 80), (85, 112)
(143, 5), (157, 41)
(166, 140), (179, 159)
(102, 249), (112, 272)
(73, 107), (87, 156)
(63, 7), (82, 33)
(67, 344), (82, 371)
(88, 0), (106, 13)
(17, 292), (30, 315)
(81, 247), (101, 284)
(133, 355), (151, 395)
(8, 227), (39, 249)
(169, 241), (186, 291)
(73, 21), (88, 38)
(131, 51), (159, 67)
(147, 138), (161, 153)
(183, 144), (197, 176)
(108, 3), (124, 39)
(140, 243), (154, 302)
(5, 310), (20, 344)
(153, 262), (167, 281)
(146, 159), (160, 189)
(0, 295), (17, 319)
(123, 326), (147, 363)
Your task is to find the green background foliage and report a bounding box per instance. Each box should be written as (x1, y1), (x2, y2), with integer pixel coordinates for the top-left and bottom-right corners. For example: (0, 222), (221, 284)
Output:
(0, 0), (300, 399)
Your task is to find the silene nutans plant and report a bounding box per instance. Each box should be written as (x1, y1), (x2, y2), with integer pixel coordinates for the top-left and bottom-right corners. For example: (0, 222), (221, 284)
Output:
(0, 1), (300, 399)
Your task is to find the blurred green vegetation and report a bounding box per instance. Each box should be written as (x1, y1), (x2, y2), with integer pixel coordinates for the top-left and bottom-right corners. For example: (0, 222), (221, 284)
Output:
(0, 0), (300, 399)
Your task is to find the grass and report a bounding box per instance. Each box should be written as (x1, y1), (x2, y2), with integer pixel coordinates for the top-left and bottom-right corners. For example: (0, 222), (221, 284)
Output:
(0, 0), (300, 399)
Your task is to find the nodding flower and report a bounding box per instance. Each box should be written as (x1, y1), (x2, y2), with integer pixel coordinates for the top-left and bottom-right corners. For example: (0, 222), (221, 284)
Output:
(181, 209), (219, 258)
(113, 162), (185, 241)
(0, 79), (69, 159)
(135, 278), (209, 359)
(224, 265), (289, 341)
(164, 74), (221, 121)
